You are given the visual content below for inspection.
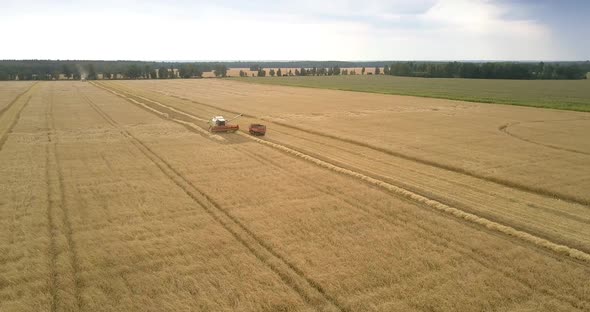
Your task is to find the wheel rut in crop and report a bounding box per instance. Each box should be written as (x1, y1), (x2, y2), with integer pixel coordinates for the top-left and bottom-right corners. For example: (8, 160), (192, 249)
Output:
(0, 83), (37, 152)
(81, 85), (346, 312)
(126, 83), (590, 206)
(45, 85), (84, 311)
(94, 82), (590, 265)
(0, 82), (36, 117)
(237, 147), (589, 308)
(499, 119), (590, 156)
(266, 126), (590, 253)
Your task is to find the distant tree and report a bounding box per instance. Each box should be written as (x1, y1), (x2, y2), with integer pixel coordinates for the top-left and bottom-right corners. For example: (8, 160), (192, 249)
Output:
(179, 64), (189, 78)
(62, 64), (72, 79)
(269, 69), (276, 77)
(311, 67), (317, 76)
(250, 64), (261, 71)
(375, 66), (381, 75)
(213, 64), (228, 77)
(350, 69), (356, 75)
(277, 68), (282, 76)
(342, 69), (348, 75)
(239, 70), (246, 77)
(288, 69), (293, 76)
(158, 67), (168, 79)
(143, 65), (151, 78)
(149, 70), (157, 79)
(295, 69), (300, 76)
(383, 65), (390, 75)
(87, 64), (97, 80)
(333, 66), (341, 75)
(299, 67), (306, 76)
(257, 69), (266, 77)
(50, 70), (60, 80)
(126, 64), (142, 79)
(361, 67), (366, 75)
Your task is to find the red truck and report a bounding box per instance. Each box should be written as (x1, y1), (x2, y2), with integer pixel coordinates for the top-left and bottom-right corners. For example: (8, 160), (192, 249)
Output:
(248, 124), (266, 136)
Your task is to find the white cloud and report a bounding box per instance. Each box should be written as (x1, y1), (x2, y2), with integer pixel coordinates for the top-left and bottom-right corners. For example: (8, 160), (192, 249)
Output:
(0, 0), (564, 60)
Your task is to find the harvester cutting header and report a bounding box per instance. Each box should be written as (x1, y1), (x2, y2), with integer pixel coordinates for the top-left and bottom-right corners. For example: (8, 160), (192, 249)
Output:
(208, 114), (241, 133)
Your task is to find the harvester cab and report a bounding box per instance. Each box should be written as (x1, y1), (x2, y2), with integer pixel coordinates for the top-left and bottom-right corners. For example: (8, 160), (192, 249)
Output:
(208, 114), (241, 133)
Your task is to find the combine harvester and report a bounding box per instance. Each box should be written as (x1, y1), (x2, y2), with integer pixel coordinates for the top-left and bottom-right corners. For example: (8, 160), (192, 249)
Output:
(208, 114), (241, 133)
(208, 114), (267, 136)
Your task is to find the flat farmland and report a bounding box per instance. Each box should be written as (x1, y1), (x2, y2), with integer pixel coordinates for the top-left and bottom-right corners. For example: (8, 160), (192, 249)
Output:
(1, 80), (590, 311)
(231, 75), (590, 111)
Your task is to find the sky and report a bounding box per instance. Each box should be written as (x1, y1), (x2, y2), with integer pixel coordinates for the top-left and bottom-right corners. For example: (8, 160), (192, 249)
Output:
(0, 0), (588, 61)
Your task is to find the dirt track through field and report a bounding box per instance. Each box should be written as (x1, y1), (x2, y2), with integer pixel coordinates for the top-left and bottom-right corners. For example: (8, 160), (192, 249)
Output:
(93, 81), (590, 264)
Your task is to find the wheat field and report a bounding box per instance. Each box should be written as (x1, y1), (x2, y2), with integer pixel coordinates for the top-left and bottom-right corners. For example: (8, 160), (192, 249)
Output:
(1, 80), (589, 311)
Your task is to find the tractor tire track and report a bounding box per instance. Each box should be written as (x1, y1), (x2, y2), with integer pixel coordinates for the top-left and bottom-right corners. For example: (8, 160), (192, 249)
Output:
(0, 83), (37, 152)
(122, 83), (590, 206)
(81, 86), (346, 312)
(45, 86), (84, 311)
(238, 147), (589, 309)
(267, 126), (590, 253)
(0, 82), (36, 117)
(96, 82), (590, 264)
(499, 119), (590, 156)
(44, 97), (59, 312)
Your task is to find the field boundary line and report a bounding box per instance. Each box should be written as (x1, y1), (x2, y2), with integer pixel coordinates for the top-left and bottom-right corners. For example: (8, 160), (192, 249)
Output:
(96, 82), (590, 264)
(83, 84), (346, 312)
(146, 87), (590, 206)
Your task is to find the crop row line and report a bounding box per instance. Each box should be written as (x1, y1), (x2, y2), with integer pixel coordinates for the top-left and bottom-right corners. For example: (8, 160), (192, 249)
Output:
(99, 81), (590, 264)
(237, 146), (588, 307)
(145, 85), (590, 206)
(45, 86), (84, 311)
(84, 84), (346, 312)
(0, 83), (37, 152)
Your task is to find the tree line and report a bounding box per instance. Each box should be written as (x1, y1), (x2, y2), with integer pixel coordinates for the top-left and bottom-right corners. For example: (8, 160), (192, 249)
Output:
(0, 60), (229, 80)
(1, 60), (588, 81)
(382, 61), (589, 80)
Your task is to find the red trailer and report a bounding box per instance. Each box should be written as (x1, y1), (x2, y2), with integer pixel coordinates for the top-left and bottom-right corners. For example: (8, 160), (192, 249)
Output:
(249, 124), (266, 136)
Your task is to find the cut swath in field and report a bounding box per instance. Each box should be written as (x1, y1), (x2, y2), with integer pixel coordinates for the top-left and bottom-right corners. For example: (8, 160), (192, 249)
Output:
(98, 80), (590, 257)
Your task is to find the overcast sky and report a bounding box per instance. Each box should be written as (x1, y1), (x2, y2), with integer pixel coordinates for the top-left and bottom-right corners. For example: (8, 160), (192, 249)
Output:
(1, 0), (588, 61)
